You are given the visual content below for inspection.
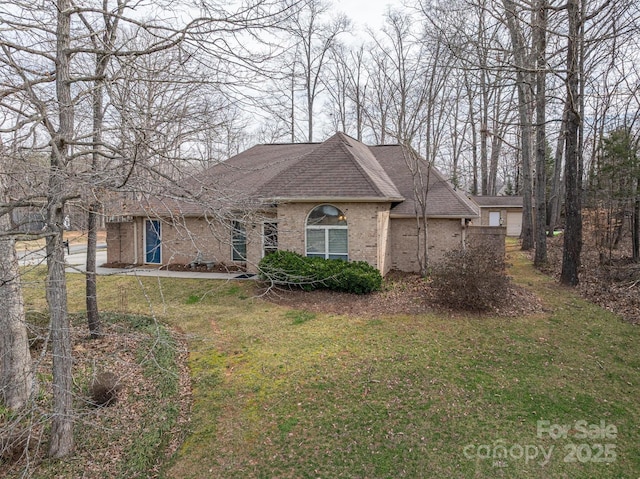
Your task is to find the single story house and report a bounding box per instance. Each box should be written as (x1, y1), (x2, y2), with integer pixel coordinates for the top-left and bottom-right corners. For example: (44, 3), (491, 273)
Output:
(471, 196), (524, 237)
(107, 133), (490, 276)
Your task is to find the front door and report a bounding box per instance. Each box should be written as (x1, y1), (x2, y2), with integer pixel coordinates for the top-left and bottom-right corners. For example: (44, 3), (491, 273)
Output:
(145, 220), (161, 264)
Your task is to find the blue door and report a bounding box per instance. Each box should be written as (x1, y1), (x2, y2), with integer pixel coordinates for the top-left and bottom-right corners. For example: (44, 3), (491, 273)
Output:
(145, 220), (161, 264)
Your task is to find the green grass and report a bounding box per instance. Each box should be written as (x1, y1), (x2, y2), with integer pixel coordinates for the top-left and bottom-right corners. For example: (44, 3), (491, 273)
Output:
(285, 309), (317, 325)
(19, 245), (640, 478)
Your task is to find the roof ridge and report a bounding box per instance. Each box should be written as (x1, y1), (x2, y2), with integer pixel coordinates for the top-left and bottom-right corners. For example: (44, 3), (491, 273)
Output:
(336, 135), (402, 199)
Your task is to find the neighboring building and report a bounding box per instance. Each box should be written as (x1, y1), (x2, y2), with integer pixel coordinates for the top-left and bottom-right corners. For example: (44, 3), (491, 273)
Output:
(106, 133), (483, 275)
(471, 196), (524, 237)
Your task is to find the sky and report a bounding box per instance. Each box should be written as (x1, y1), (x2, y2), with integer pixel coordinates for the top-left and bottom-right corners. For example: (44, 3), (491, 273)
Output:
(335, 0), (395, 32)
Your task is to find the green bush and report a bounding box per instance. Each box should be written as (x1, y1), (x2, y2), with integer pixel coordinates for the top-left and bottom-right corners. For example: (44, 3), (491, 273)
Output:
(431, 247), (510, 311)
(259, 251), (382, 294)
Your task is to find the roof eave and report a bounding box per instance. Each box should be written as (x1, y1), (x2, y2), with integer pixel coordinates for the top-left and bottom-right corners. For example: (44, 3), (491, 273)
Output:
(390, 213), (480, 219)
(262, 196), (405, 203)
(475, 204), (523, 209)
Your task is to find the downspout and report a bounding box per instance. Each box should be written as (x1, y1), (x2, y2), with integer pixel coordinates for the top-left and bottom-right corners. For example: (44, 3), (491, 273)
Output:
(133, 219), (138, 264)
(461, 218), (467, 249)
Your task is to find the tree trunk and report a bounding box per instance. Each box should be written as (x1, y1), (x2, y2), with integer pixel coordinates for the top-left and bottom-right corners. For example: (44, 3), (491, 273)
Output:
(633, 180), (639, 262)
(307, 87), (314, 142)
(488, 131), (502, 196)
(547, 103), (568, 236)
(47, 221), (74, 457)
(86, 204), (100, 338)
(464, 73), (479, 195)
(560, 0), (583, 286)
(480, 71), (489, 195)
(534, 0), (547, 267)
(49, 0), (74, 457)
(0, 212), (33, 411)
(85, 23), (120, 338)
(502, 0), (535, 250)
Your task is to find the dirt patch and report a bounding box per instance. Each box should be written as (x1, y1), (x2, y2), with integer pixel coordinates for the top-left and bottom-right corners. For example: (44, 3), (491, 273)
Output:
(263, 270), (544, 318)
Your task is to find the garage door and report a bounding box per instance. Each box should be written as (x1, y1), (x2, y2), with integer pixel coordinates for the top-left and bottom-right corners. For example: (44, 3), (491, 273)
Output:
(506, 211), (522, 237)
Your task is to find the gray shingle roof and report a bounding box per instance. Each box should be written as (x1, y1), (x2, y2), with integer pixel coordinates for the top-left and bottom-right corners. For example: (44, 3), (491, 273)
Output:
(257, 133), (403, 201)
(471, 196), (524, 208)
(114, 133), (479, 219)
(371, 145), (479, 218)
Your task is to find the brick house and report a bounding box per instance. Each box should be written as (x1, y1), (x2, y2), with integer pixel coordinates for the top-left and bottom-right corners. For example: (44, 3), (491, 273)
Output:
(106, 133), (482, 275)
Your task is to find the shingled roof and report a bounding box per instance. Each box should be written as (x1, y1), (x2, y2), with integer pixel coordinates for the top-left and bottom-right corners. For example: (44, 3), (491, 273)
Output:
(115, 133), (479, 219)
(471, 196), (523, 208)
(371, 145), (479, 218)
(257, 132), (403, 202)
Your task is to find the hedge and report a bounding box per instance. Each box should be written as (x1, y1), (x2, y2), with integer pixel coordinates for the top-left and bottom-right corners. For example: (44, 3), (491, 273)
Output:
(258, 250), (382, 294)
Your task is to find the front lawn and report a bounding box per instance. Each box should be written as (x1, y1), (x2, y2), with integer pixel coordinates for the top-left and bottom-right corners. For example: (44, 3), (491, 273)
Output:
(160, 246), (639, 478)
(15, 244), (640, 478)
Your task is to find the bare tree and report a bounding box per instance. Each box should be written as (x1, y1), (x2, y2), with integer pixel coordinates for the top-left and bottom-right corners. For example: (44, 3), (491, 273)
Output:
(0, 155), (33, 411)
(364, 46), (393, 144)
(402, 145), (432, 275)
(287, 0), (350, 141)
(533, 0), (548, 266)
(322, 43), (370, 141)
(1, 0), (304, 459)
(78, 0), (127, 339)
(45, 0), (75, 456)
(560, 0), (583, 285)
(501, 0), (535, 250)
(547, 103), (567, 236)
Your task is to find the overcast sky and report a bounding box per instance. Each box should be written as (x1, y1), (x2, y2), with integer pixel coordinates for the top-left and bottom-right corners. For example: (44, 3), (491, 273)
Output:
(336, 0), (395, 31)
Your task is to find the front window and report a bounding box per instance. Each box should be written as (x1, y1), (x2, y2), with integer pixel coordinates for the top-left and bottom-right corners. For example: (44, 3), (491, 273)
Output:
(306, 205), (348, 261)
(231, 220), (246, 261)
(263, 222), (278, 257)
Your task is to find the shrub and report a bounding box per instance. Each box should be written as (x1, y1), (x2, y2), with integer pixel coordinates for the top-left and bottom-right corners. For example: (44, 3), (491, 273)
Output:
(431, 247), (510, 311)
(259, 251), (382, 294)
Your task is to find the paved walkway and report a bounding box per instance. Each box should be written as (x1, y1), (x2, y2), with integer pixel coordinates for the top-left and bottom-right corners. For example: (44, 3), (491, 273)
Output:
(22, 244), (255, 280)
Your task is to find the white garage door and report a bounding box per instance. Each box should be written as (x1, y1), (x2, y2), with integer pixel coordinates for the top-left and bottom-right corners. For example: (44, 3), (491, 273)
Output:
(506, 211), (522, 237)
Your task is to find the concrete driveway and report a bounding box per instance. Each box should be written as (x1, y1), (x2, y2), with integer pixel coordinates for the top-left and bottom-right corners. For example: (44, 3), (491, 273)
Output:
(18, 244), (107, 267)
(19, 243), (255, 280)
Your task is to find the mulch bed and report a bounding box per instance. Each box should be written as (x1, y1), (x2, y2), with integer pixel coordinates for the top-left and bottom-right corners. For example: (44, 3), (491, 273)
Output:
(101, 262), (245, 274)
(263, 270), (544, 318)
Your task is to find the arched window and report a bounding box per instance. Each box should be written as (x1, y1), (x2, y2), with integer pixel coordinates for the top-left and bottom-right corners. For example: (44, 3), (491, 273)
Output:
(306, 205), (348, 261)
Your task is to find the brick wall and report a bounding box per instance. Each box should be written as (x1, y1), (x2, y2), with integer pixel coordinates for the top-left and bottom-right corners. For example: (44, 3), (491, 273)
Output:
(466, 225), (506, 257)
(108, 205), (473, 275)
(276, 202), (392, 270)
(389, 217), (465, 273)
(107, 216), (251, 268)
(106, 221), (135, 264)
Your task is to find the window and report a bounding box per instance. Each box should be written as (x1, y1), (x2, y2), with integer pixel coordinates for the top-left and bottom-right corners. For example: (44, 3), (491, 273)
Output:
(306, 205), (348, 261)
(263, 222), (278, 256)
(231, 220), (246, 261)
